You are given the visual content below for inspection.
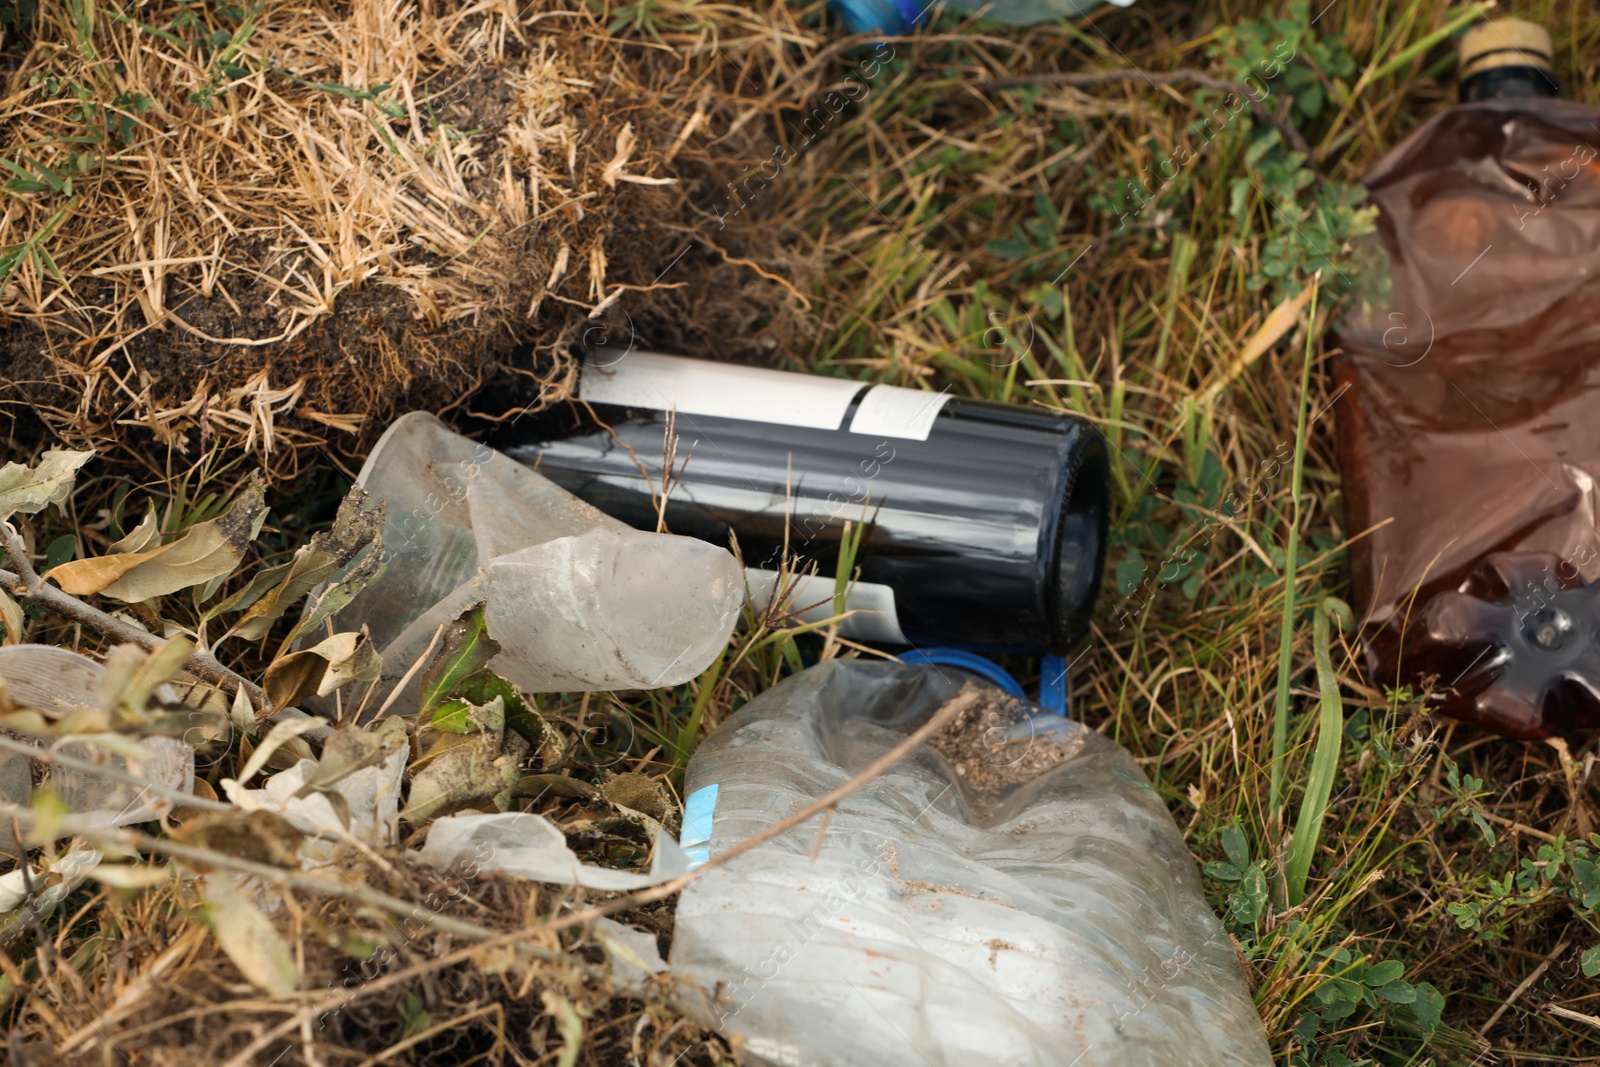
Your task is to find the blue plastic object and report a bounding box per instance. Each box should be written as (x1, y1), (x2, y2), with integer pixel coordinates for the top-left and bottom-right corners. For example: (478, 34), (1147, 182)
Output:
(827, 0), (924, 35)
(1039, 652), (1069, 716)
(896, 647), (1025, 698)
(680, 783), (718, 870)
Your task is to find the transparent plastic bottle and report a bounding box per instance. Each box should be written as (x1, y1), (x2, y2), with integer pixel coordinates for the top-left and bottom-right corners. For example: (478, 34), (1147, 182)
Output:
(325, 413), (745, 706)
(669, 660), (1272, 1066)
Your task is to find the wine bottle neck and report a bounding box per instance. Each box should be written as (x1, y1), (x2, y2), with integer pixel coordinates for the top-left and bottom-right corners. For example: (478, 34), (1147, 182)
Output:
(1459, 67), (1561, 103)
(1457, 18), (1559, 102)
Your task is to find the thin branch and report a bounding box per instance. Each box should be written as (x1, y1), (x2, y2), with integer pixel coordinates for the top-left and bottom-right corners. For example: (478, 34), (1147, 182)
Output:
(0, 534), (269, 714)
(983, 68), (1315, 162)
(0, 520), (43, 592)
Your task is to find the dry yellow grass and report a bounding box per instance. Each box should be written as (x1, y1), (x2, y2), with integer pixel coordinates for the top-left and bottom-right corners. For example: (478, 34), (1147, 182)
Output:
(0, 0), (776, 472)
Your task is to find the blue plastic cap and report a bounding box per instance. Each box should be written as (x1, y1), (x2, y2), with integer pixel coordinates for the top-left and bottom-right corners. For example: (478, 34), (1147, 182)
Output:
(897, 647), (1026, 698)
(827, 0), (922, 35)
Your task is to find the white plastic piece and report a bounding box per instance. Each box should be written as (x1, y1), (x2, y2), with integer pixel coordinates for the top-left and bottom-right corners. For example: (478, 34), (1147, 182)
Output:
(743, 568), (906, 643)
(338, 413), (744, 705)
(420, 811), (689, 891)
(223, 749), (406, 848)
(0, 848), (101, 911)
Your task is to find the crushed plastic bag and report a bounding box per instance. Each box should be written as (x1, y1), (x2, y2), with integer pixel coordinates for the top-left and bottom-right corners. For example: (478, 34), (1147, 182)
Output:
(596, 917), (669, 991)
(669, 660), (1272, 1067)
(224, 750), (406, 847)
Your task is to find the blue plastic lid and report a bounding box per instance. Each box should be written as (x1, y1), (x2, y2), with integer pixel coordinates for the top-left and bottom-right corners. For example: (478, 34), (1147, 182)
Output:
(827, 0), (923, 35)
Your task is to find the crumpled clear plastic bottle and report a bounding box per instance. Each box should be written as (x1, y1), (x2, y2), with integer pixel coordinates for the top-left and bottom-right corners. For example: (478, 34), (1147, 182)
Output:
(669, 660), (1271, 1067)
(324, 412), (745, 707)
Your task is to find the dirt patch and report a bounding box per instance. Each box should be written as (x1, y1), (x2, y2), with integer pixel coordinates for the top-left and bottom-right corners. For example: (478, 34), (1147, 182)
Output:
(986, 937), (1020, 968)
(927, 684), (1085, 796)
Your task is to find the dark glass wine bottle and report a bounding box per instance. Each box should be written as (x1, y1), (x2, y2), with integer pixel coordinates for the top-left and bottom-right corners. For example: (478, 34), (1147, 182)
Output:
(490, 349), (1109, 654)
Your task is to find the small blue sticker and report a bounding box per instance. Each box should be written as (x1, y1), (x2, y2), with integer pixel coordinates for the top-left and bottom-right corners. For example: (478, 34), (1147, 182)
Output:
(681, 784), (719, 870)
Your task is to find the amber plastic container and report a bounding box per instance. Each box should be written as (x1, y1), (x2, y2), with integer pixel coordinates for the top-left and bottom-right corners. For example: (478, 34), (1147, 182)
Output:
(1335, 21), (1600, 737)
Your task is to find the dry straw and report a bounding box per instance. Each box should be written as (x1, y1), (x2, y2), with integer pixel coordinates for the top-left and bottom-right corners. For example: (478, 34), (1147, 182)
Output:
(0, 0), (772, 473)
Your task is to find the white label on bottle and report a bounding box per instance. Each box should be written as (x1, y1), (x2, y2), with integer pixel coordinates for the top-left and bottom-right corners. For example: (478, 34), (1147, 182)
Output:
(744, 568), (906, 644)
(848, 385), (952, 441)
(581, 349), (865, 430)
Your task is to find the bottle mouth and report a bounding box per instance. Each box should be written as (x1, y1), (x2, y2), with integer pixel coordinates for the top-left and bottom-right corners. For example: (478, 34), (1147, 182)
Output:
(1458, 18), (1558, 101)
(1049, 430), (1110, 651)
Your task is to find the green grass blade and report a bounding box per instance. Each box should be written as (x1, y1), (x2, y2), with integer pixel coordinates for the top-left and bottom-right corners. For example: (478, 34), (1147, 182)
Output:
(1268, 273), (1320, 814)
(1286, 596), (1353, 905)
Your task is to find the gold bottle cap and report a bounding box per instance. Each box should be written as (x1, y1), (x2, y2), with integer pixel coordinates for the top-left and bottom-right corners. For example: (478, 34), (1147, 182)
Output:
(1460, 18), (1554, 80)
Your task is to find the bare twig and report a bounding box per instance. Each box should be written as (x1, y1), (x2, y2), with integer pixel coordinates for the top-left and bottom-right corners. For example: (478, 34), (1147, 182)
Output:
(1480, 939), (1570, 1035)
(0, 521), (41, 592)
(562, 682), (984, 927)
(1547, 1004), (1600, 1031)
(0, 521), (267, 713)
(983, 68), (1315, 162)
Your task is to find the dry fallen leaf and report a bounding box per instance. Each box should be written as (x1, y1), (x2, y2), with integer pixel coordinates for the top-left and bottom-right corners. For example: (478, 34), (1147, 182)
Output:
(403, 702), (517, 828)
(50, 475), (268, 602)
(278, 536), (385, 653)
(262, 629), (380, 711)
(294, 715), (407, 799)
(0, 449), (94, 521)
(0, 589), (23, 645)
(108, 506), (160, 554)
(227, 488), (385, 641)
(202, 872), (301, 997)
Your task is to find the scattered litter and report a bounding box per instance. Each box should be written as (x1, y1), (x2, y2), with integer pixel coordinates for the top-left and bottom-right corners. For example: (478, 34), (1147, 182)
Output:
(223, 750), (405, 848)
(421, 811), (691, 892)
(669, 660), (1273, 1067)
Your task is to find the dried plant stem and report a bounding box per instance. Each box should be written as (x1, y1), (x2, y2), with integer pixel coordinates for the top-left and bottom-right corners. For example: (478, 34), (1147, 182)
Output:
(0, 522), (268, 713)
(0, 682), (978, 1058)
(3, 802), (689, 1064)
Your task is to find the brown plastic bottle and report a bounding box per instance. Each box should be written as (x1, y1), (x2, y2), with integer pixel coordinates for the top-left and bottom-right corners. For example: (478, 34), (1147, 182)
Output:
(1334, 19), (1600, 738)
